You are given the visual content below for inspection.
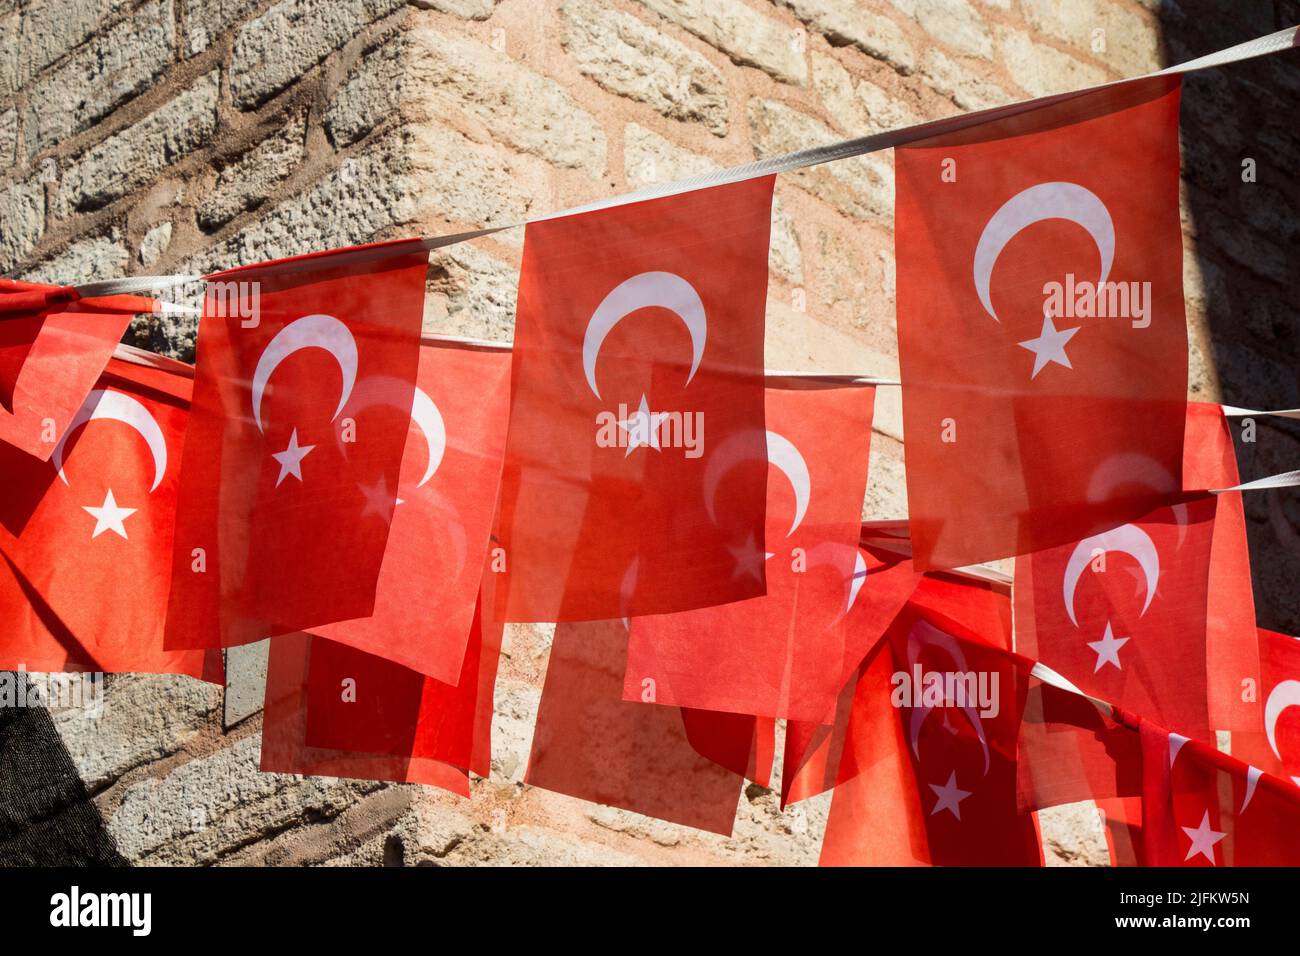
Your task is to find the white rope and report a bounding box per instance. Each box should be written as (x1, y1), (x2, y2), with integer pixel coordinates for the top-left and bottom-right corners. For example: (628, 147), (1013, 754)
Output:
(1221, 405), (1300, 420)
(66, 25), (1298, 298)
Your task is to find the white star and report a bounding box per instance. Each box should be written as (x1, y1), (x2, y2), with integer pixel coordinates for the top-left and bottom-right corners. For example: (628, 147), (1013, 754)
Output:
(1018, 314), (1080, 379)
(727, 532), (773, 584)
(1181, 809), (1227, 865)
(271, 429), (315, 486)
(359, 476), (397, 523)
(617, 394), (669, 457)
(1087, 621), (1130, 672)
(928, 770), (972, 821)
(82, 488), (136, 540)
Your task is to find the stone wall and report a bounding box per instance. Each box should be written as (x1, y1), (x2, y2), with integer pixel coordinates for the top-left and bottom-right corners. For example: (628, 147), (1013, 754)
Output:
(0, 0), (1296, 866)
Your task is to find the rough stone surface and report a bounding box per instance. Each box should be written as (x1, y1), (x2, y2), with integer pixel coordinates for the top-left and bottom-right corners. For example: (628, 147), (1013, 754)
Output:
(561, 0), (729, 136)
(197, 116), (307, 230)
(323, 32), (406, 148)
(406, 26), (608, 176)
(23, 0), (176, 161)
(5, 0), (133, 97)
(995, 25), (1109, 98)
(185, 131), (419, 270)
(638, 0), (807, 86)
(921, 48), (1012, 111)
(139, 221), (174, 266)
(52, 675), (220, 793)
(229, 0), (405, 110)
(777, 0), (915, 74)
(183, 0), (263, 54)
(891, 0), (992, 60)
(1018, 0), (1161, 75)
(55, 72), (221, 216)
(0, 176), (45, 272)
(107, 735), (383, 864)
(409, 0), (500, 19)
(0, 106), (15, 165)
(223, 641), (269, 729)
(21, 229), (131, 284)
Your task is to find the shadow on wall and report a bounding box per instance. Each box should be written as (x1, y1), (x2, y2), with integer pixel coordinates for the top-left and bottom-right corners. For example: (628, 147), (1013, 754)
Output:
(1161, 0), (1300, 633)
(0, 674), (126, 865)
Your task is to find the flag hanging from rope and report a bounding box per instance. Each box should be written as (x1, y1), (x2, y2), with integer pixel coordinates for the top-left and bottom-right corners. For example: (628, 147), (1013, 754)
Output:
(309, 339), (511, 682)
(622, 380), (875, 722)
(819, 604), (1041, 866)
(895, 78), (1188, 570)
(0, 353), (220, 680)
(1139, 718), (1300, 866)
(163, 240), (428, 651)
(1015, 495), (1218, 742)
(494, 177), (775, 623)
(0, 280), (148, 460)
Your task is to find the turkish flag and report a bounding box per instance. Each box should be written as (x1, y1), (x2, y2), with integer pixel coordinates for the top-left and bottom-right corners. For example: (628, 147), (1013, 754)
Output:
(0, 351), (220, 680)
(494, 177), (774, 622)
(309, 339), (511, 681)
(526, 619), (764, 835)
(895, 78), (1187, 569)
(164, 241), (428, 650)
(1233, 628), (1300, 787)
(820, 604), (1042, 866)
(1015, 495), (1218, 741)
(260, 592), (501, 795)
(1139, 718), (1300, 866)
(0, 280), (146, 459)
(622, 380), (875, 722)
(783, 555), (1002, 808)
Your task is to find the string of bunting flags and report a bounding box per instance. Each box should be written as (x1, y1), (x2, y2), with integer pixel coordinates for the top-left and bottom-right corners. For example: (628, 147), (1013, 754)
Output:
(1, 24), (1299, 866)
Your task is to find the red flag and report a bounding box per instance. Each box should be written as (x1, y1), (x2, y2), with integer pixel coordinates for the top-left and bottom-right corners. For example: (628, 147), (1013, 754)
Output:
(622, 381), (875, 722)
(820, 604), (1042, 866)
(1183, 402), (1259, 732)
(309, 339), (511, 681)
(260, 594), (501, 795)
(895, 79), (1187, 569)
(784, 535), (1008, 808)
(1139, 719), (1300, 866)
(1014, 653), (1143, 812)
(0, 350), (220, 680)
(0, 280), (145, 459)
(1234, 628), (1300, 786)
(525, 619), (762, 835)
(163, 241), (428, 650)
(1015, 495), (1218, 741)
(494, 178), (775, 622)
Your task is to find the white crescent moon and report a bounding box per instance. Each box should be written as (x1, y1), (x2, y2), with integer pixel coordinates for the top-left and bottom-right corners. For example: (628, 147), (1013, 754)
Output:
(52, 389), (167, 492)
(1242, 765), (1262, 813)
(765, 431), (810, 537)
(582, 271), (706, 399)
(702, 429), (810, 537)
(907, 619), (990, 777)
(250, 313), (358, 433)
(410, 386), (445, 489)
(1085, 453), (1177, 503)
(1061, 523), (1159, 627)
(1265, 679), (1300, 762)
(973, 181), (1114, 322)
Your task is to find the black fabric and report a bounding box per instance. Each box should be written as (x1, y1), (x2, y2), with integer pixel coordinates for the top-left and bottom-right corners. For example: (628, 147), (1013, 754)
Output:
(0, 673), (126, 866)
